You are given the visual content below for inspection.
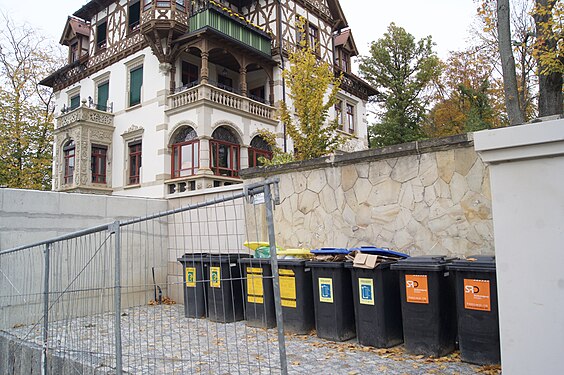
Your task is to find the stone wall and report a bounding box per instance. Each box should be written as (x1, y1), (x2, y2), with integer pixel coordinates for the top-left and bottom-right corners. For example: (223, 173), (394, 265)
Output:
(241, 134), (494, 257)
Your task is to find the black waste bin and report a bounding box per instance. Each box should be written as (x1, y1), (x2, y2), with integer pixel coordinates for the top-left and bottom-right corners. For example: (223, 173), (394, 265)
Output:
(310, 259), (355, 341)
(239, 258), (276, 329)
(277, 259), (315, 334)
(391, 256), (457, 357)
(345, 248), (404, 348)
(447, 256), (500, 365)
(206, 254), (250, 323)
(177, 253), (209, 318)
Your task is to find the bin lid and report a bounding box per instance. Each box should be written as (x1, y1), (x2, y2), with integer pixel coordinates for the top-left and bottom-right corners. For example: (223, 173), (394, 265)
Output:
(177, 253), (209, 263)
(310, 247), (350, 255)
(343, 260), (394, 270)
(277, 259), (307, 267)
(308, 261), (346, 269)
(207, 254), (251, 263)
(390, 255), (457, 271)
(239, 257), (272, 266)
(447, 255), (496, 272)
(350, 246), (409, 259)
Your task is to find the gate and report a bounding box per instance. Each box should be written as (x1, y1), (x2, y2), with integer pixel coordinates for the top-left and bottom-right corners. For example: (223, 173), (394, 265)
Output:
(0, 178), (287, 374)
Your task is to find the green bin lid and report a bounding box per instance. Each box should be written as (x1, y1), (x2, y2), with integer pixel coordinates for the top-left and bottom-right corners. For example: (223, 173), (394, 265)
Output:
(447, 255), (496, 272)
(390, 255), (456, 271)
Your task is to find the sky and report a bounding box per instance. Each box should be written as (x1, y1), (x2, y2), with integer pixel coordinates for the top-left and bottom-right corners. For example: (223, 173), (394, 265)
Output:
(0, 0), (478, 62)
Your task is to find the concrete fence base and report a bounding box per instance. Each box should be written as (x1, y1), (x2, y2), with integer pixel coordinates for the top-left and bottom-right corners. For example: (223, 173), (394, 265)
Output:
(0, 332), (114, 375)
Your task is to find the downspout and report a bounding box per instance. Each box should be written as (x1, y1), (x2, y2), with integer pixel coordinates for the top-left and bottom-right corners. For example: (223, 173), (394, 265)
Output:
(276, 0), (287, 152)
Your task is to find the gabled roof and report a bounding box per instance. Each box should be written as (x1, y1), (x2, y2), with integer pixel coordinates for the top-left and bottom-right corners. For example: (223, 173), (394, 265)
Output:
(334, 29), (358, 56)
(327, 0), (348, 30)
(74, 0), (115, 21)
(60, 16), (91, 46)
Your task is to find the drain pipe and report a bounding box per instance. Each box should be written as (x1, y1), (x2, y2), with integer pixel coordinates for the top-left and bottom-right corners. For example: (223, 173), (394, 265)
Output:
(276, 0), (288, 152)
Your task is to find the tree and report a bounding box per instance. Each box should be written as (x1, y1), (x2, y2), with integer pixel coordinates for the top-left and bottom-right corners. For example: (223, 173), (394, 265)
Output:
(278, 31), (344, 160)
(475, 0), (538, 121)
(359, 23), (440, 147)
(533, 0), (563, 116)
(0, 15), (62, 189)
(497, 0), (527, 124)
(425, 49), (506, 138)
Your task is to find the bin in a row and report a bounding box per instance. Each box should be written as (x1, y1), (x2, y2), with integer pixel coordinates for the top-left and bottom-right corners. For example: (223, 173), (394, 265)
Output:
(178, 250), (500, 365)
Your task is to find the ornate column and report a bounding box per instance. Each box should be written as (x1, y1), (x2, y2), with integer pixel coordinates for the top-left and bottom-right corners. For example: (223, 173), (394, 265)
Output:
(200, 51), (209, 84)
(269, 79), (275, 105)
(239, 67), (248, 96)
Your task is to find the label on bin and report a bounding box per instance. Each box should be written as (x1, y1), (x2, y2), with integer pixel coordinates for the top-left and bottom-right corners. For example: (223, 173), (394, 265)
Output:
(319, 278), (333, 303)
(246, 267), (264, 304)
(185, 267), (196, 287)
(464, 279), (491, 311)
(210, 267), (221, 288)
(359, 278), (375, 305)
(405, 274), (429, 304)
(279, 269), (297, 308)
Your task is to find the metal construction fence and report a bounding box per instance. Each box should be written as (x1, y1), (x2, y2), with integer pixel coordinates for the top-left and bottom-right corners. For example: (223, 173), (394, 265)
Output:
(0, 179), (287, 374)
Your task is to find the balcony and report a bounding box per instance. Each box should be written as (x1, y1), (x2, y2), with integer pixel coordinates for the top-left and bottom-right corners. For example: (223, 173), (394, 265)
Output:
(189, 1), (272, 56)
(168, 82), (277, 122)
(56, 100), (114, 130)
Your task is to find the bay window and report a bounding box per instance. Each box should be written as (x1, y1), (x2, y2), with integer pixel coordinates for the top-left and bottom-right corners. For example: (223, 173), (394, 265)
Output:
(171, 127), (199, 178)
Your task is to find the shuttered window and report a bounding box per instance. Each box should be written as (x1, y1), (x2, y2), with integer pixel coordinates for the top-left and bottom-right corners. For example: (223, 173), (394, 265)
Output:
(129, 66), (143, 106)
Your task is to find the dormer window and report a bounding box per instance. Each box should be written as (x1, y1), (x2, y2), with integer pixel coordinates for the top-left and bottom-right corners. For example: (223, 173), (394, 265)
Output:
(128, 0), (141, 32)
(339, 50), (350, 73)
(70, 42), (79, 63)
(96, 21), (107, 51)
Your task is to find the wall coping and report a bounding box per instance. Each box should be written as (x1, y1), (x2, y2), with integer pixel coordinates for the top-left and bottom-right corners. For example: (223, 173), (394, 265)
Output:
(474, 117), (564, 164)
(240, 133), (473, 179)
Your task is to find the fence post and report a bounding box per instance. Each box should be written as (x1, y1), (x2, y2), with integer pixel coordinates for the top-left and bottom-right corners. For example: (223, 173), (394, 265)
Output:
(110, 221), (123, 375)
(41, 242), (51, 375)
(264, 182), (288, 375)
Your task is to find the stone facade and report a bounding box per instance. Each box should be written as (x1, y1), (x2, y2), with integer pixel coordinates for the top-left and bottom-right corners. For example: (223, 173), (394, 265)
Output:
(242, 134), (494, 257)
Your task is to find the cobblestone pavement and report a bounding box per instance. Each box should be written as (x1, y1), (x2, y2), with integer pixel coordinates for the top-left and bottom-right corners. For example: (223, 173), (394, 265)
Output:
(7, 304), (499, 374)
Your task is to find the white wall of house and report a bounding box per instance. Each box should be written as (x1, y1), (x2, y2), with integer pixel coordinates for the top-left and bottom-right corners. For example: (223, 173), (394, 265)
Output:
(474, 118), (564, 375)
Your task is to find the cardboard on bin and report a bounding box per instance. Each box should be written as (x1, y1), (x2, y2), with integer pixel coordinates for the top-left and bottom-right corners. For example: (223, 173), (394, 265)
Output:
(353, 253), (379, 269)
(350, 246), (409, 259)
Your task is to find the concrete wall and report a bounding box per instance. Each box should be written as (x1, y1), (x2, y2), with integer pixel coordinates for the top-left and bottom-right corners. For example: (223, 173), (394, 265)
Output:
(0, 189), (168, 329)
(242, 134), (494, 257)
(0, 188), (167, 251)
(474, 118), (564, 375)
(165, 184), (251, 303)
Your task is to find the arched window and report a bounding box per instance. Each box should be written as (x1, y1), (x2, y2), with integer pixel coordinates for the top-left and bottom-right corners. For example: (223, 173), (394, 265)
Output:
(248, 135), (272, 168)
(210, 126), (240, 177)
(63, 140), (75, 185)
(171, 127), (199, 178)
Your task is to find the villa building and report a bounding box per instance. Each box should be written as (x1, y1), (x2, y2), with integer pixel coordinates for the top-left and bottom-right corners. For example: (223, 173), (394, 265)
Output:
(41, 0), (376, 198)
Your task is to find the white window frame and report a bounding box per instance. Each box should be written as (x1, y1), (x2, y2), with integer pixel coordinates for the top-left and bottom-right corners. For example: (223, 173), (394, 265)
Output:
(124, 54), (145, 108)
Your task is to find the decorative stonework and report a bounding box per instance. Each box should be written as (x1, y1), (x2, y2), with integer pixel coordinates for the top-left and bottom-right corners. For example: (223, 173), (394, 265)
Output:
(57, 106), (114, 129)
(53, 107), (115, 194)
(243, 135), (494, 258)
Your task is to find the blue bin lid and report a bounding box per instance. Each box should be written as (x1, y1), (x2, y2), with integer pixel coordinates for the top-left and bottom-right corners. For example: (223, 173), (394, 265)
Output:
(310, 247), (350, 255)
(350, 246), (409, 259)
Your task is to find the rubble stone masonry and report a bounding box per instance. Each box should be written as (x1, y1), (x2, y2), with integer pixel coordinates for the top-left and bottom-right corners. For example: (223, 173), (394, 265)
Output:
(241, 134), (494, 257)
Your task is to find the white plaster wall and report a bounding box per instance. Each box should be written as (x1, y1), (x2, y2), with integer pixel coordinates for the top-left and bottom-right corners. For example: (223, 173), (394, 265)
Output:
(474, 119), (564, 375)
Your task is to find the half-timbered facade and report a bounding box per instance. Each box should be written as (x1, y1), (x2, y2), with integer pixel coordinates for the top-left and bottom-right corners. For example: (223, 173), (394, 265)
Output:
(42, 0), (376, 198)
